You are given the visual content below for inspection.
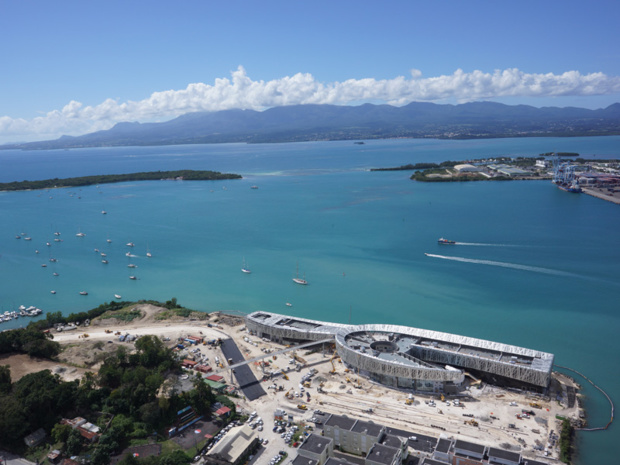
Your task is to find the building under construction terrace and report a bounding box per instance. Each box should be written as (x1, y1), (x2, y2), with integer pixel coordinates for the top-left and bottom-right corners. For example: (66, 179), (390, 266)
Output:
(245, 311), (554, 393)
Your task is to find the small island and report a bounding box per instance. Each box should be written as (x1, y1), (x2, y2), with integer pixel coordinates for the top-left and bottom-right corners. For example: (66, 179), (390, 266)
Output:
(0, 169), (242, 192)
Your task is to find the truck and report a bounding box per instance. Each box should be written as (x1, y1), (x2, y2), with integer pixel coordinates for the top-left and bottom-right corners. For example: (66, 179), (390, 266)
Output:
(297, 404), (307, 410)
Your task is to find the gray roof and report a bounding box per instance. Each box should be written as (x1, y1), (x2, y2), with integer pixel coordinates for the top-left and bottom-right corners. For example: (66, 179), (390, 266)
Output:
(299, 434), (332, 455)
(325, 414), (356, 431)
(366, 443), (400, 465)
(435, 438), (452, 453)
(522, 460), (549, 465)
(351, 419), (383, 437)
(380, 434), (405, 449)
(489, 447), (521, 462)
(454, 439), (486, 455)
(292, 456), (318, 465)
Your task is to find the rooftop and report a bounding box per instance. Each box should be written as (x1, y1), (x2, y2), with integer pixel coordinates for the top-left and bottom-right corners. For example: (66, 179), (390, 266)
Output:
(488, 447), (521, 462)
(366, 443), (400, 465)
(299, 434), (332, 455)
(325, 414), (357, 431)
(351, 419), (383, 437)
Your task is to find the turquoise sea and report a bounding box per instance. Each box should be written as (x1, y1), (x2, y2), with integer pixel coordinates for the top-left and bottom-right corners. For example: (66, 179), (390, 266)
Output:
(1, 137), (619, 464)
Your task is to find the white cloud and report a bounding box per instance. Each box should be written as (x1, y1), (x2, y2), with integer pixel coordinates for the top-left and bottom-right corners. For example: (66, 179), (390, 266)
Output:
(2, 66), (620, 143)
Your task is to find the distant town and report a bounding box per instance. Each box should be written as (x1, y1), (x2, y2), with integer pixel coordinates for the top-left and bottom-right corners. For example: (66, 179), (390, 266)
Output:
(373, 153), (620, 204)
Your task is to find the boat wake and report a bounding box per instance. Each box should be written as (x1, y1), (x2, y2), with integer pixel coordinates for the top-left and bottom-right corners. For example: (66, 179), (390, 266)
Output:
(455, 242), (519, 247)
(424, 253), (578, 278)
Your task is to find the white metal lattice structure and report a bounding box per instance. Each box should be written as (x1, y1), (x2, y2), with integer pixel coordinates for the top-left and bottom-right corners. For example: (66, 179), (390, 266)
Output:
(245, 312), (554, 388)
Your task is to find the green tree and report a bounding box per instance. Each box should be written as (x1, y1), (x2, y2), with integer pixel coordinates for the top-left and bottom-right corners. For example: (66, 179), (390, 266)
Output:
(65, 428), (84, 456)
(51, 423), (72, 444)
(0, 365), (11, 394)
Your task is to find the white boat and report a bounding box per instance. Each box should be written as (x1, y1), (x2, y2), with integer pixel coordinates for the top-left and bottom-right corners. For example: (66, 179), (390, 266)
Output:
(46, 242), (51, 246)
(114, 294), (122, 299)
(51, 290), (56, 294)
(129, 276), (137, 280)
(293, 262), (308, 285)
(127, 264), (137, 268)
(54, 231), (61, 236)
(101, 252), (106, 257)
(76, 229), (85, 237)
(102, 259), (108, 264)
(146, 251), (152, 258)
(126, 242), (135, 247)
(101, 210), (107, 215)
(286, 302), (292, 307)
(24, 236), (32, 241)
(106, 238), (112, 243)
(242, 258), (251, 274)
(53, 272), (59, 276)
(79, 291), (88, 295)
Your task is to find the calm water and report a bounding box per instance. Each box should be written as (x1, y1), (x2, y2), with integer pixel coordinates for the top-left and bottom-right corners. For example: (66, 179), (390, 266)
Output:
(1, 137), (619, 464)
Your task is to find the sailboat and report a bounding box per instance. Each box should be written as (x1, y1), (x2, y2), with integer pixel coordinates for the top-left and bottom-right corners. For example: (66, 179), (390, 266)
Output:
(241, 258), (251, 274)
(146, 243), (152, 258)
(292, 262), (308, 285)
(76, 227), (85, 237)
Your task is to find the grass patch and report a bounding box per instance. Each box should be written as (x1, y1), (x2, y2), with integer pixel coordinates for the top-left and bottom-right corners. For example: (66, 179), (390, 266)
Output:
(160, 439), (184, 455)
(100, 307), (143, 322)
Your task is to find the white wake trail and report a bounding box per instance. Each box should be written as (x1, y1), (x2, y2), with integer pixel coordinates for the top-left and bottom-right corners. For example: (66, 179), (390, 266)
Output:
(424, 253), (578, 277)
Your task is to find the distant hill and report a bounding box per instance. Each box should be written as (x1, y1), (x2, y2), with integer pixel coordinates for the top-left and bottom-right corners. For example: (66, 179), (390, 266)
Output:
(4, 101), (620, 150)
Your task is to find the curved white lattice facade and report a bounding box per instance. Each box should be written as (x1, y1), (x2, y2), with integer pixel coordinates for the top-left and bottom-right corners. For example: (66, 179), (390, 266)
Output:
(245, 312), (553, 388)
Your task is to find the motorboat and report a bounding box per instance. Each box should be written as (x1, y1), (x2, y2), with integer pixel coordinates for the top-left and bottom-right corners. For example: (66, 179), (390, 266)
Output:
(126, 242), (135, 247)
(438, 238), (456, 244)
(129, 276), (137, 280)
(51, 290), (56, 294)
(127, 264), (137, 268)
(79, 291), (88, 295)
(114, 294), (122, 299)
(102, 260), (109, 264)
(242, 258), (251, 274)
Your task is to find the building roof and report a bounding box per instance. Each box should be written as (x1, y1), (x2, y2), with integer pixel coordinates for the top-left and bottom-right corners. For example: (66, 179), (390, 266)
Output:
(299, 434), (332, 455)
(351, 419), (383, 437)
(206, 374), (224, 382)
(488, 447), (521, 462)
(380, 434), (405, 449)
(325, 414), (356, 431)
(454, 439), (486, 455)
(208, 424), (257, 463)
(215, 406), (231, 416)
(435, 438), (452, 453)
(366, 443), (400, 465)
(204, 379), (226, 390)
(522, 460), (549, 465)
(24, 428), (46, 447)
(292, 456), (319, 465)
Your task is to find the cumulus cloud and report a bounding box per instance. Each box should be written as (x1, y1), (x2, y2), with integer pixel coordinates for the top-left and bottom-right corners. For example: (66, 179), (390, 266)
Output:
(2, 66), (620, 143)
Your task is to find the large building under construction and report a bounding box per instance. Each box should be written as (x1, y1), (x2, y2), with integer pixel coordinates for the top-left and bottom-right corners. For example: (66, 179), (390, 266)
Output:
(245, 312), (554, 393)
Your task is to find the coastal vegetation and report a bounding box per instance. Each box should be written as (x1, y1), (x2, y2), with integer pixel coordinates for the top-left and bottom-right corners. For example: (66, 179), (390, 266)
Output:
(559, 418), (574, 463)
(0, 301), (239, 465)
(0, 170), (242, 192)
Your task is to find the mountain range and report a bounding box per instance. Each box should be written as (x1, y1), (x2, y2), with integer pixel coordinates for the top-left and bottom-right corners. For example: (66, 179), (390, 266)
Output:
(4, 101), (620, 150)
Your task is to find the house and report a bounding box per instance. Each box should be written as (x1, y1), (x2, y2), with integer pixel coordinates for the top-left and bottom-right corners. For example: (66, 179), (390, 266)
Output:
(215, 406), (232, 418)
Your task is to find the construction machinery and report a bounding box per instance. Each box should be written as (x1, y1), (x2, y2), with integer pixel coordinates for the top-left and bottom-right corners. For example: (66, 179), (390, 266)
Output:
(440, 393), (445, 401)
(329, 352), (339, 374)
(464, 419), (479, 427)
(405, 399), (413, 405)
(280, 370), (289, 380)
(297, 404), (308, 410)
(529, 402), (542, 409)
(285, 389), (294, 399)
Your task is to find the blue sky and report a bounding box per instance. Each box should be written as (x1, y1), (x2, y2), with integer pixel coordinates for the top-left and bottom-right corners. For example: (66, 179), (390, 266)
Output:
(1, 0), (619, 143)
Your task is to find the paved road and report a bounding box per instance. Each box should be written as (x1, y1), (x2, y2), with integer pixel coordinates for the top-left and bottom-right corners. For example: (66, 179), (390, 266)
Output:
(220, 339), (266, 401)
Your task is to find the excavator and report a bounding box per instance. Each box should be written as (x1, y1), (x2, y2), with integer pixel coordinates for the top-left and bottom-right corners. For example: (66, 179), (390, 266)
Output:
(329, 352), (339, 374)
